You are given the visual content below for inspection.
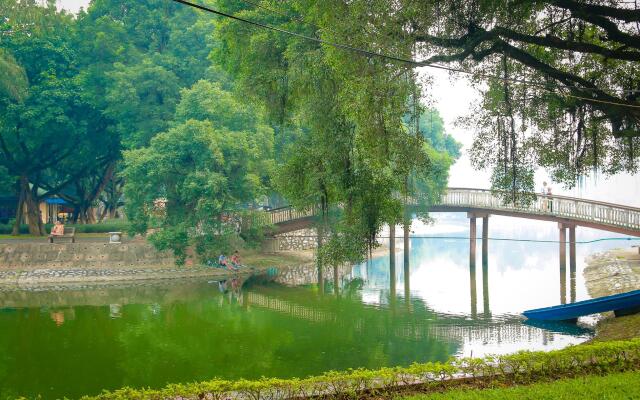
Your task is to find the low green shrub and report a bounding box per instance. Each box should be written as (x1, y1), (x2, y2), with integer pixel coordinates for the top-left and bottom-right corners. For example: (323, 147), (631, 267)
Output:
(0, 223), (30, 234)
(0, 220), (131, 235)
(70, 220), (131, 234)
(80, 338), (640, 400)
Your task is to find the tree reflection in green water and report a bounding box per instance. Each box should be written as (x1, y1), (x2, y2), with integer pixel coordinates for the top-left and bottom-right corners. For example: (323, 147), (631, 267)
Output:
(0, 280), (457, 399)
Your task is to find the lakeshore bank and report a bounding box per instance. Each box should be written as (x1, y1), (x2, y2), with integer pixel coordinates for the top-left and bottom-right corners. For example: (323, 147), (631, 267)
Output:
(584, 246), (640, 341)
(0, 235), (392, 286)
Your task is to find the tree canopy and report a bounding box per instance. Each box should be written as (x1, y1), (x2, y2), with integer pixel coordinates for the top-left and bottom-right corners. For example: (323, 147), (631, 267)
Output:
(358, 0), (639, 193)
(123, 80), (275, 264)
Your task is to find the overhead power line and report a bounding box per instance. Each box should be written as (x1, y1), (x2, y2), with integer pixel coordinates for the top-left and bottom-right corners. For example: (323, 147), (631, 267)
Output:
(170, 0), (640, 110)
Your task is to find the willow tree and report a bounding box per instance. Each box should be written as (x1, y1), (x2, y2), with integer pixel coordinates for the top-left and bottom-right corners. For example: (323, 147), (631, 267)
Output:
(350, 0), (640, 196)
(212, 0), (453, 268)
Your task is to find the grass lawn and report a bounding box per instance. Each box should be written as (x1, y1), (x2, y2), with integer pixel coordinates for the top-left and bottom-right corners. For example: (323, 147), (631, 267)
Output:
(402, 371), (640, 400)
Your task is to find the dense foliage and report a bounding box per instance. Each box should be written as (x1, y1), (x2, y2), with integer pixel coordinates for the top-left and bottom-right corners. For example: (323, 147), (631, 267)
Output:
(123, 81), (275, 264)
(337, 0), (640, 198)
(214, 0), (457, 266)
(79, 338), (640, 400)
(0, 0), (460, 266)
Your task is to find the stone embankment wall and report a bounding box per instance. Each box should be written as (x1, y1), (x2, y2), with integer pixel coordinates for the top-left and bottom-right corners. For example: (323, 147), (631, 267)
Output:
(584, 247), (640, 298)
(262, 228), (317, 252)
(0, 242), (175, 270)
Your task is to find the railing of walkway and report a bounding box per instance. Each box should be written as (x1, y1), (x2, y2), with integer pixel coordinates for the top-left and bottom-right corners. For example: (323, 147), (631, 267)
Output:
(267, 188), (640, 232)
(268, 205), (316, 224)
(440, 187), (640, 231)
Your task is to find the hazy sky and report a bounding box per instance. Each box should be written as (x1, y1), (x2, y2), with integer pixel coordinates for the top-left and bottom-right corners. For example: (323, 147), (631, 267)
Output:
(56, 0), (640, 205)
(57, 0), (88, 12)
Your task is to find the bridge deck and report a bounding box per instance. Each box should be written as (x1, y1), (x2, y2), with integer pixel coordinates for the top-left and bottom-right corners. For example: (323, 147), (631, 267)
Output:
(266, 188), (640, 236)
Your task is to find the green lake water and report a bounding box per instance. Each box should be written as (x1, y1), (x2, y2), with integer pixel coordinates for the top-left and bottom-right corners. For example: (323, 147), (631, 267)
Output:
(1, 213), (638, 399)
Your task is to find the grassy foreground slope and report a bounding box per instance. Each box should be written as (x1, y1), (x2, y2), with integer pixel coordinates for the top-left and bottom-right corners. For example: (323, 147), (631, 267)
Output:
(594, 314), (640, 342)
(403, 371), (640, 400)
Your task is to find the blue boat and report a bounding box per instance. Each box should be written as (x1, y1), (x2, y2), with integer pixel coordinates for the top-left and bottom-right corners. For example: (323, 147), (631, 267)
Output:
(523, 289), (640, 321)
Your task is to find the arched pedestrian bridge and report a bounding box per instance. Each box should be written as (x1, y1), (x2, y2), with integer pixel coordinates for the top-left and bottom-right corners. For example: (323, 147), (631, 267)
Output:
(267, 187), (640, 237)
(265, 188), (640, 301)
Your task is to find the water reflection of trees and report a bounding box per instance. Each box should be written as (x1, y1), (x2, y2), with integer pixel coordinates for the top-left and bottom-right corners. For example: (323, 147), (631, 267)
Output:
(0, 269), (591, 400)
(0, 279), (453, 399)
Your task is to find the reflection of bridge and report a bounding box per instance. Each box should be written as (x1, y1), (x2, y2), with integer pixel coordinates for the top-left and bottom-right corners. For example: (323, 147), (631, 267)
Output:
(246, 290), (576, 347)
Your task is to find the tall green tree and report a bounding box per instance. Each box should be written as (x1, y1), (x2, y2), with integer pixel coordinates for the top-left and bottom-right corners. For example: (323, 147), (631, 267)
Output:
(213, 0), (455, 265)
(0, 0), (119, 234)
(124, 80), (275, 264)
(354, 0), (639, 194)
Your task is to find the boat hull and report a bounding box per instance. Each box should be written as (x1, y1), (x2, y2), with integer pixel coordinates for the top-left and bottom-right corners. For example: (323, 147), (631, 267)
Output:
(523, 289), (640, 321)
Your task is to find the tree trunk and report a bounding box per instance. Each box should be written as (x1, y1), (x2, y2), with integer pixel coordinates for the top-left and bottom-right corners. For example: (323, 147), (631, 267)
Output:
(98, 206), (108, 223)
(71, 206), (80, 224)
(20, 176), (44, 236)
(87, 207), (97, 224)
(11, 185), (24, 236)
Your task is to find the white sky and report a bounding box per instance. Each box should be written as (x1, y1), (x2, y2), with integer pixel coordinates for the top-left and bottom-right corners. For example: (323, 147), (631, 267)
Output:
(57, 0), (86, 12)
(57, 0), (640, 206)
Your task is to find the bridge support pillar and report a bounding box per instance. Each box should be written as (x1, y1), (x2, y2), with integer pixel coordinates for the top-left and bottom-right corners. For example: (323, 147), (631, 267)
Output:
(568, 225), (577, 303)
(468, 214), (477, 270)
(389, 223), (396, 298)
(482, 215), (490, 317)
(467, 213), (488, 318)
(389, 223), (396, 270)
(403, 220), (410, 269)
(401, 217), (410, 303)
(482, 215), (489, 268)
(402, 221), (411, 303)
(558, 223), (567, 305)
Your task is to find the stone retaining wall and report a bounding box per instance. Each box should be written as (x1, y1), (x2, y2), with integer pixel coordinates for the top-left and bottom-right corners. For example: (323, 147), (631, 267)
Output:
(262, 228), (318, 252)
(0, 242), (175, 270)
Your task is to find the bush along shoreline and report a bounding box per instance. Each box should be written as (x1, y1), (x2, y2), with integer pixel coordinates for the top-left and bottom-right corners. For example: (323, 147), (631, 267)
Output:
(78, 338), (640, 400)
(0, 221), (131, 235)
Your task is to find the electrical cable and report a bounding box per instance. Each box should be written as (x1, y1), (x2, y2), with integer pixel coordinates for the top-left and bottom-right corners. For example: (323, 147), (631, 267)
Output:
(171, 0), (640, 109)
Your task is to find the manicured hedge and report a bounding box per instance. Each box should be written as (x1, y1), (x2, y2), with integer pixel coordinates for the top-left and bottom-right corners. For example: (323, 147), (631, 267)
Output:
(79, 338), (640, 400)
(0, 220), (131, 235)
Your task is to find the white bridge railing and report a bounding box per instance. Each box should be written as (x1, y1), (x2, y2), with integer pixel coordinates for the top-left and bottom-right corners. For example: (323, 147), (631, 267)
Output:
(267, 188), (640, 234)
(268, 206), (317, 224)
(440, 187), (640, 232)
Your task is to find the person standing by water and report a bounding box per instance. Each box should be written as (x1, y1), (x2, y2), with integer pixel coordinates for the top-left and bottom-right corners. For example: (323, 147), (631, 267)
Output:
(540, 182), (548, 211)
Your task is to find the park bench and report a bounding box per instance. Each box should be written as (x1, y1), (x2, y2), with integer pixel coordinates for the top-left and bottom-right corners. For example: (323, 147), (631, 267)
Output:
(48, 227), (76, 243)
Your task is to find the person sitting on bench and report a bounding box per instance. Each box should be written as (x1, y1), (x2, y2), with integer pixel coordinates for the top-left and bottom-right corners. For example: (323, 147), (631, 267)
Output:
(50, 220), (64, 237)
